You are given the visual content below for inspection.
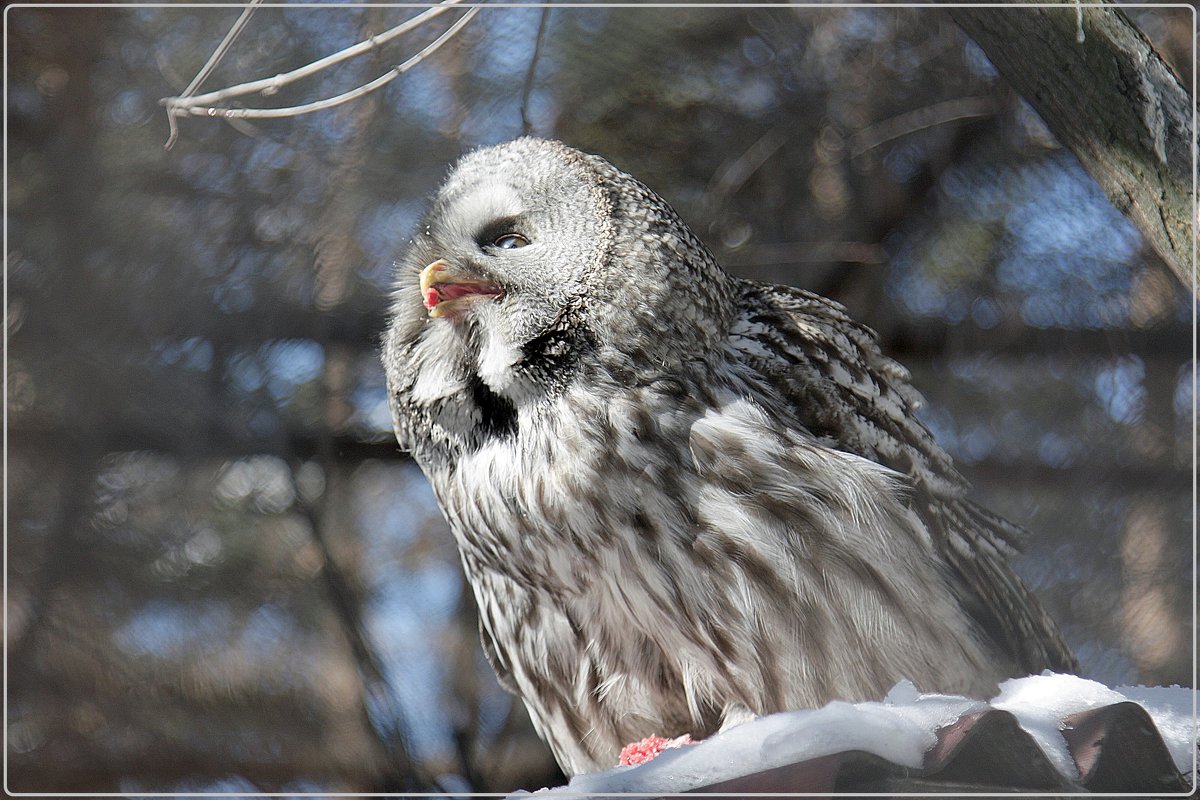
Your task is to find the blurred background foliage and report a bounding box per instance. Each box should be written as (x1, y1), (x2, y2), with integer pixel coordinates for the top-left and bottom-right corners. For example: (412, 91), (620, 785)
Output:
(5, 3), (1194, 794)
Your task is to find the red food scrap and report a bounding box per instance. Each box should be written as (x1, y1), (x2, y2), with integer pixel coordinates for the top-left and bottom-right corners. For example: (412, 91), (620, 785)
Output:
(618, 734), (695, 766)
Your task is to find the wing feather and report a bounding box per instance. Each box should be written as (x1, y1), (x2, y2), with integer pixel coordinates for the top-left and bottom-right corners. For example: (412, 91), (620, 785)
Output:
(732, 281), (1077, 674)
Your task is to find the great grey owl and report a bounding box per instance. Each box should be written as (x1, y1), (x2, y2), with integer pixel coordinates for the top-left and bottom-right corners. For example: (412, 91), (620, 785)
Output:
(382, 137), (1076, 776)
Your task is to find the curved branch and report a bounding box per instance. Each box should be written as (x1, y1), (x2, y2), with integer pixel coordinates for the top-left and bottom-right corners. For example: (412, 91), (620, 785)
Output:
(161, 1), (476, 141)
(850, 95), (998, 157)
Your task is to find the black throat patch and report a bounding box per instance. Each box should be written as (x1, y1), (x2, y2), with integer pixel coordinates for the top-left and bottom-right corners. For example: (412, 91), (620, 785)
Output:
(470, 375), (518, 442)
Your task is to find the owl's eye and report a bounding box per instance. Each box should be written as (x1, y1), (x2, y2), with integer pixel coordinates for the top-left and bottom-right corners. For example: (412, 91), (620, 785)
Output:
(492, 233), (530, 250)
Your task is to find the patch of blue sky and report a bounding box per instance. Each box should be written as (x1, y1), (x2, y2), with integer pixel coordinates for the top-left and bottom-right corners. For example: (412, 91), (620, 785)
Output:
(149, 10), (204, 59)
(358, 202), (420, 286)
(884, 140), (931, 184)
(108, 88), (151, 127)
(352, 461), (444, 574)
(741, 35), (774, 67)
(956, 422), (998, 464)
(914, 401), (959, 453)
(891, 153), (1143, 327)
(169, 775), (263, 794)
(731, 73), (779, 118)
(1071, 639), (1138, 687)
(962, 39), (999, 80)
(281, 7), (363, 60)
(1093, 355), (1146, 425)
(116, 599), (232, 659)
(390, 59), (459, 135)
(350, 383), (393, 436)
(367, 571), (463, 760)
(213, 275), (256, 314)
(940, 161), (1010, 216)
(458, 96), (525, 148)
(237, 602), (299, 660)
(1036, 430), (1078, 468)
(243, 138), (297, 176)
(838, 7), (895, 47)
(373, 561), (462, 624)
(1173, 362), (1194, 419)
(152, 336), (214, 371)
(998, 158), (1141, 325)
(263, 339), (325, 400)
(1006, 159), (1136, 254)
(248, 407), (281, 438)
(473, 8), (545, 81)
(254, 202), (308, 244)
(226, 351), (267, 394)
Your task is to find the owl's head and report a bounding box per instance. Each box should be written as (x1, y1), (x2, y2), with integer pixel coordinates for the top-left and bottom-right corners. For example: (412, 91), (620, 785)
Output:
(384, 138), (735, 452)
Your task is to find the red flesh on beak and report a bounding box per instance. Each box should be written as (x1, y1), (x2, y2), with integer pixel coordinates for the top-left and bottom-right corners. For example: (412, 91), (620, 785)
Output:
(420, 260), (503, 318)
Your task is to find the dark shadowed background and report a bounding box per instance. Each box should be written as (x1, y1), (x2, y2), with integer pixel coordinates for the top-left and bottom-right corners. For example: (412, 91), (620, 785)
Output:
(5, 4), (1194, 794)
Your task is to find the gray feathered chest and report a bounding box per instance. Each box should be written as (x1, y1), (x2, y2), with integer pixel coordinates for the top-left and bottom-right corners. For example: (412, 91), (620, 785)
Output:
(382, 138), (1075, 776)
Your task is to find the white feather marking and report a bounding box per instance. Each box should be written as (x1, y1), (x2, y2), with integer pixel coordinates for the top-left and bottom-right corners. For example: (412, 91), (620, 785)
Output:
(410, 322), (467, 405)
(476, 326), (521, 393)
(596, 673), (625, 704)
(447, 181), (523, 243)
(411, 362), (460, 406)
(681, 660), (701, 722)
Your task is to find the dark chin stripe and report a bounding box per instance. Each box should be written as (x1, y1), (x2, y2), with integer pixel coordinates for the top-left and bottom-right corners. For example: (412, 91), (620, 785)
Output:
(470, 375), (518, 442)
(458, 312), (595, 452)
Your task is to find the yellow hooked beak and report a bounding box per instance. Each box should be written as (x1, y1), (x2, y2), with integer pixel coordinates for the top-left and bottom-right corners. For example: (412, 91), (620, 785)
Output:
(420, 260), (503, 319)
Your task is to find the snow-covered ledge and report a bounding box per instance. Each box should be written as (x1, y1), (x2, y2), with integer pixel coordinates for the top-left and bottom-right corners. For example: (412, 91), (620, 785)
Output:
(514, 674), (1195, 797)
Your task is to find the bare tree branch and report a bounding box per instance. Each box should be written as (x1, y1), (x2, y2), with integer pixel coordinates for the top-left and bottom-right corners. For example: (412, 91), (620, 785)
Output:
(179, 0), (264, 99)
(161, 0), (477, 146)
(159, 3), (265, 149)
(951, 3), (1196, 291)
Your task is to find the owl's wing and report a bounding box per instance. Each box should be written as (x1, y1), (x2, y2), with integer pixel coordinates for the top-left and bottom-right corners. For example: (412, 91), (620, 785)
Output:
(480, 614), (519, 696)
(732, 280), (1078, 675)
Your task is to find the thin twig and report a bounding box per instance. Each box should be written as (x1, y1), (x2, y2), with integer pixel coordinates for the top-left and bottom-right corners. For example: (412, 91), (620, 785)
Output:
(850, 95), (997, 157)
(165, 0), (463, 109)
(160, 44), (262, 146)
(520, 7), (552, 136)
(164, 0), (263, 149)
(182, 0), (264, 99)
(165, 6), (479, 123)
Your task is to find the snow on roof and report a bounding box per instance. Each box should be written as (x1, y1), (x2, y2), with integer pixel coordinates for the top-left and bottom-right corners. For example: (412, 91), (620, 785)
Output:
(516, 673), (1195, 797)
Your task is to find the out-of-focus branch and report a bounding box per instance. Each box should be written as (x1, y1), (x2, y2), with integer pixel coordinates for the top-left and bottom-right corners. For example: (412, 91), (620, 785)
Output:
(520, 8), (552, 136)
(951, 3), (1196, 291)
(8, 444), (101, 678)
(291, 457), (433, 791)
(161, 1), (478, 147)
(850, 95), (998, 157)
(703, 125), (789, 218)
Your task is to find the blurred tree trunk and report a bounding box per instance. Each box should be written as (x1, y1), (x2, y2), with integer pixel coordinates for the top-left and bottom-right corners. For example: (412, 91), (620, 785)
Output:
(951, 4), (1195, 291)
